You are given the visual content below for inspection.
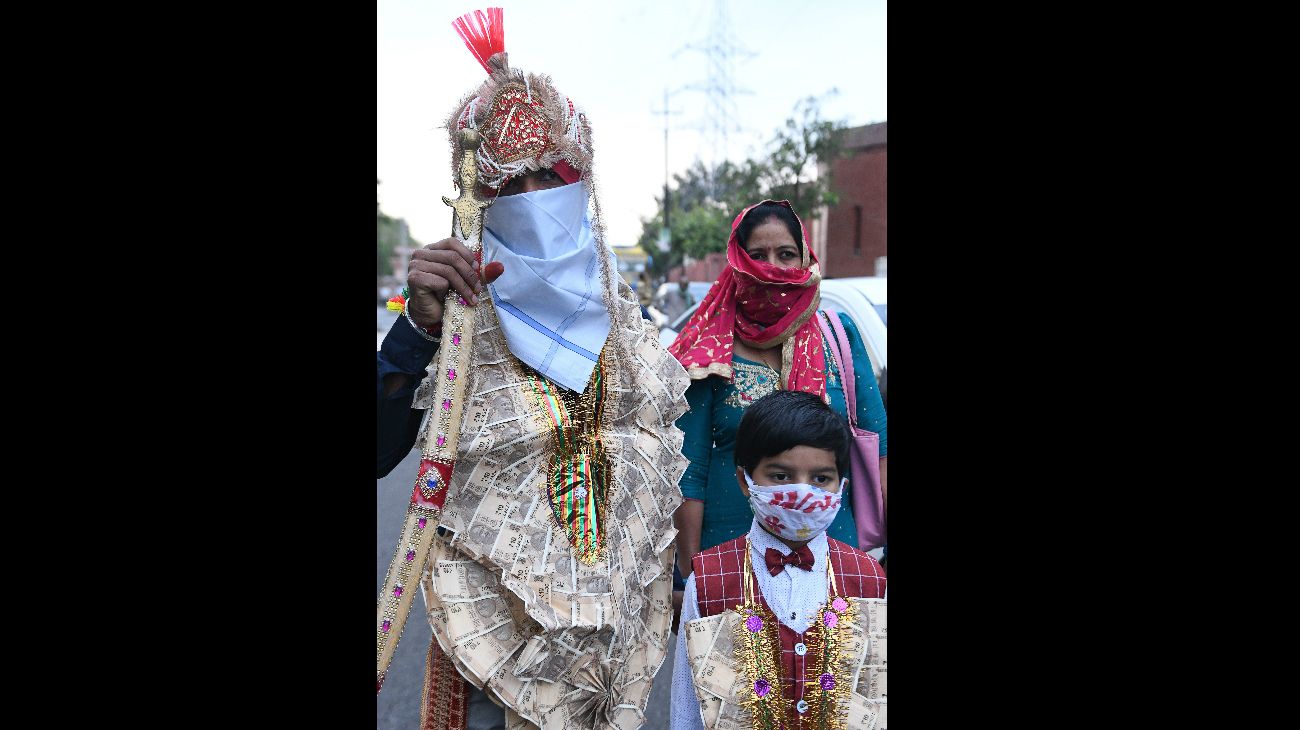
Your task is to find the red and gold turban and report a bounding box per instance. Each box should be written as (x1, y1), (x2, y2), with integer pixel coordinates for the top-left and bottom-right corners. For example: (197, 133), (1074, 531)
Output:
(446, 8), (592, 192)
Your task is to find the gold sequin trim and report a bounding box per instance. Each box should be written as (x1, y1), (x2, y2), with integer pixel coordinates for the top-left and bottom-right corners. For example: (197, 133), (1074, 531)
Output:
(524, 352), (612, 564)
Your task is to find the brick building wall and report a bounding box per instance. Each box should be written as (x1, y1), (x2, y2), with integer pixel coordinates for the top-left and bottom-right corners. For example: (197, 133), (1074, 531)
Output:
(811, 122), (887, 278)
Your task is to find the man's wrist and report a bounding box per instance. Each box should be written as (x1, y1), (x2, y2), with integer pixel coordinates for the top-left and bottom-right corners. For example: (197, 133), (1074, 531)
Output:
(404, 307), (442, 341)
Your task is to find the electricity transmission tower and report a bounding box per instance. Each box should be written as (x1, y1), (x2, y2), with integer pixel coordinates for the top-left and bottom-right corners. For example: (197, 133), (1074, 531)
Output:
(677, 0), (755, 185)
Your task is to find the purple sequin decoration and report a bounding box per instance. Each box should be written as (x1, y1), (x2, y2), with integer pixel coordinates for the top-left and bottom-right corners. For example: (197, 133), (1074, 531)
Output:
(823, 610), (838, 628)
(832, 598), (848, 612)
(381, 620), (392, 633)
(417, 517), (427, 530)
(447, 368), (456, 381)
(436, 434), (446, 447)
(442, 399), (452, 411)
(745, 615), (763, 633)
(453, 333), (461, 346)
(393, 585), (403, 598)
(405, 550), (415, 561)
(753, 679), (771, 697)
(819, 673), (835, 691)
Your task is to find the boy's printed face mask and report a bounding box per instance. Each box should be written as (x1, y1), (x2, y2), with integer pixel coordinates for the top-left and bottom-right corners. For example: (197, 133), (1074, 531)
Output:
(744, 470), (845, 542)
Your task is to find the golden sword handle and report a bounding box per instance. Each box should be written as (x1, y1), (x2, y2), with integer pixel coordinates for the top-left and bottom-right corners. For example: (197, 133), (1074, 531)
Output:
(426, 129), (493, 464)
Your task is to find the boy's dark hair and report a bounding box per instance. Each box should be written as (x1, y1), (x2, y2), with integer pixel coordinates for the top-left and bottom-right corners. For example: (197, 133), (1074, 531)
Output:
(735, 390), (851, 477)
(736, 202), (804, 253)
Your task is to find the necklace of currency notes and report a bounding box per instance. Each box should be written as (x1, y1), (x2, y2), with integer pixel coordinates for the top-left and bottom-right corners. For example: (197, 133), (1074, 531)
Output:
(734, 543), (856, 730)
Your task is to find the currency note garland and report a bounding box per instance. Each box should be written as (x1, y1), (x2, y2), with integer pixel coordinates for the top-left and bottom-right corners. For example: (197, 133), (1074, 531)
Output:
(733, 547), (856, 730)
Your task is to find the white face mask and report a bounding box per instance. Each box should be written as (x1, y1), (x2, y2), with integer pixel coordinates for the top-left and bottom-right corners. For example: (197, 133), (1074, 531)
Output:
(484, 181), (590, 259)
(481, 181), (614, 393)
(745, 470), (845, 542)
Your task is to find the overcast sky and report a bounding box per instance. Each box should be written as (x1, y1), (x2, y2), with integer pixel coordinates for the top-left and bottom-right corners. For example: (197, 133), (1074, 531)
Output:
(378, 0), (886, 249)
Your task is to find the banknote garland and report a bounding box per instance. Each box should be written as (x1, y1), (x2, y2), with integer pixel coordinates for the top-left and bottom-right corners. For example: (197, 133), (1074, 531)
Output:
(734, 547), (856, 730)
(409, 289), (689, 729)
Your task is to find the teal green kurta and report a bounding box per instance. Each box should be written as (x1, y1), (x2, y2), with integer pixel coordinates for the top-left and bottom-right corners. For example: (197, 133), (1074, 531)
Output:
(676, 311), (887, 551)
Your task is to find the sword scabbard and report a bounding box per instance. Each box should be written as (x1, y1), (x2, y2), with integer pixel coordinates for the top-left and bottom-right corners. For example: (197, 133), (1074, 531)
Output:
(378, 129), (493, 694)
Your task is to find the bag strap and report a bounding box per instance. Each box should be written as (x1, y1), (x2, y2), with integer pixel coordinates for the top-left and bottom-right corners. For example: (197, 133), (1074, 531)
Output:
(826, 311), (858, 424)
(816, 310), (858, 427)
(814, 309), (840, 372)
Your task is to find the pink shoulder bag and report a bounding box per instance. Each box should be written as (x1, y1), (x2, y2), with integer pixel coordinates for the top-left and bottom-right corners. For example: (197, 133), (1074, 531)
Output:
(816, 311), (887, 551)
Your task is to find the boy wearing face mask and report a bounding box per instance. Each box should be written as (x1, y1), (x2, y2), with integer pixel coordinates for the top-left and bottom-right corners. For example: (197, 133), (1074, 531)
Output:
(669, 390), (887, 730)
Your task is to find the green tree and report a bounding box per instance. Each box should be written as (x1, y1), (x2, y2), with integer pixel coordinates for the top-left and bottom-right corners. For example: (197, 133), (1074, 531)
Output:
(674, 204), (731, 261)
(639, 161), (741, 278)
(377, 209), (423, 279)
(762, 93), (847, 222)
(377, 211), (396, 277)
(637, 95), (847, 279)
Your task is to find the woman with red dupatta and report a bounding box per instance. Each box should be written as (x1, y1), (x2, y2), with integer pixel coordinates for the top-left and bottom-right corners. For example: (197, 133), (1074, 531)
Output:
(667, 200), (889, 575)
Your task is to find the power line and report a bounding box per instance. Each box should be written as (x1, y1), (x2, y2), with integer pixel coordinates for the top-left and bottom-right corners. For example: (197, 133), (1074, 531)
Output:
(650, 87), (685, 248)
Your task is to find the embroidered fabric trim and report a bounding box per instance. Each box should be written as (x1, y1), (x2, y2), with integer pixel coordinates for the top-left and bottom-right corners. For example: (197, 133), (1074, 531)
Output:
(525, 352), (611, 564)
(723, 361), (781, 410)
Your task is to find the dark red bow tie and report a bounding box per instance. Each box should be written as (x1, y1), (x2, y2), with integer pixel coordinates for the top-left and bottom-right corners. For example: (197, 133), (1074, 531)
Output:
(764, 546), (815, 576)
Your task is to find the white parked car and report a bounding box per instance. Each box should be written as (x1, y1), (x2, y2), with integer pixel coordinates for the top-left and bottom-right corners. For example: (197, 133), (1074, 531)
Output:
(818, 277), (886, 380)
(658, 276), (887, 380)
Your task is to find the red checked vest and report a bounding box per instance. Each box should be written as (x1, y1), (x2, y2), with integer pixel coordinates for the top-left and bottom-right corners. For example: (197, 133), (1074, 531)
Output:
(691, 536), (886, 729)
